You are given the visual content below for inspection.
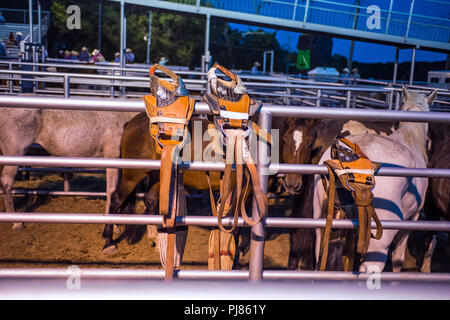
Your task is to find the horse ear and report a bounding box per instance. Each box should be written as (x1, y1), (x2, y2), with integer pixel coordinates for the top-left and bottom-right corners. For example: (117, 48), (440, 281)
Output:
(427, 90), (437, 105)
(284, 118), (295, 128)
(402, 86), (409, 101)
(306, 118), (321, 128)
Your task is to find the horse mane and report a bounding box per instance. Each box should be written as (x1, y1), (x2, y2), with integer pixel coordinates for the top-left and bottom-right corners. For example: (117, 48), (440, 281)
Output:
(391, 91), (430, 163)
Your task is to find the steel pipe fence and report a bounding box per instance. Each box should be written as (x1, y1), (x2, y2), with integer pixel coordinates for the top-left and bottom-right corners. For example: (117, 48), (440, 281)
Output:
(1, 156), (450, 178)
(1, 95), (449, 124)
(2, 275), (450, 300)
(1, 268), (450, 283)
(1, 94), (450, 283)
(0, 213), (449, 232)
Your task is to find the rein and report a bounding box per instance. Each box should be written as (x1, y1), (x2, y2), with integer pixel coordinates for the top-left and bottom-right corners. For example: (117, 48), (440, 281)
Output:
(319, 136), (383, 271)
(204, 64), (271, 270)
(143, 64), (195, 280)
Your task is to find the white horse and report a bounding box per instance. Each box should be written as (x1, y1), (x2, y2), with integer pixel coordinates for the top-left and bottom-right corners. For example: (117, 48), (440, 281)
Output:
(313, 88), (437, 272)
(0, 105), (138, 229)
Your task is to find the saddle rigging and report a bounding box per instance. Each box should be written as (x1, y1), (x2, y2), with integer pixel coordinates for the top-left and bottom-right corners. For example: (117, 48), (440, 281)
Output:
(143, 64), (195, 280)
(319, 136), (383, 271)
(203, 64), (271, 270)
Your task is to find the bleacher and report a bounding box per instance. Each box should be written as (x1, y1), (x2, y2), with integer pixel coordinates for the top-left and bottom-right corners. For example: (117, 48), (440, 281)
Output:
(0, 22), (48, 58)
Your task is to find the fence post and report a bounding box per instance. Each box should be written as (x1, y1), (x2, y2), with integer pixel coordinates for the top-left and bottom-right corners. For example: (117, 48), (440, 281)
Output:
(8, 63), (13, 93)
(248, 111), (272, 281)
(346, 90), (351, 108)
(63, 75), (70, 98)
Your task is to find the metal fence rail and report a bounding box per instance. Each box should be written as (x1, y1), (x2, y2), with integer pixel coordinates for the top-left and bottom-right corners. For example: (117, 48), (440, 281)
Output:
(1, 213), (449, 232)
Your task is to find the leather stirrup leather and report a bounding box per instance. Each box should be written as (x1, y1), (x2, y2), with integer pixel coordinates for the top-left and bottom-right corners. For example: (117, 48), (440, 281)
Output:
(143, 64), (195, 280)
(319, 136), (383, 271)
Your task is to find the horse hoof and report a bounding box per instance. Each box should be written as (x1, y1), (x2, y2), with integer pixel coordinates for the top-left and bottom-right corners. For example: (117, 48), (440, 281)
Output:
(12, 223), (25, 230)
(102, 245), (118, 255)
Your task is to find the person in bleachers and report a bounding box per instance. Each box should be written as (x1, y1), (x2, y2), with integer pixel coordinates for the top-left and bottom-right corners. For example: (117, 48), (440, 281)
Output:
(71, 50), (79, 60)
(7, 32), (15, 45)
(79, 47), (91, 62)
(64, 50), (72, 59)
(0, 13), (6, 25)
(158, 56), (168, 66)
(125, 48), (135, 63)
(114, 52), (120, 63)
(92, 49), (105, 62)
(15, 32), (23, 45)
(0, 38), (6, 56)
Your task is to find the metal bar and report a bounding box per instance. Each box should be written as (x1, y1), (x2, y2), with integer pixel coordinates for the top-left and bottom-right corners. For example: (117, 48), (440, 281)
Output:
(146, 10), (152, 64)
(8, 63), (13, 93)
(385, 0), (394, 34)
(37, 0), (42, 44)
(98, 1), (103, 51)
(393, 47), (399, 85)
(28, 0), (33, 44)
(205, 13), (210, 64)
(63, 75), (70, 98)
(405, 0), (415, 39)
(0, 69), (400, 92)
(303, 0), (310, 24)
(2, 156), (450, 178)
(119, 0), (125, 73)
(2, 96), (450, 124)
(249, 111), (271, 281)
(0, 268), (449, 283)
(410, 47), (416, 85)
(1, 213), (449, 231)
(292, 0), (298, 20)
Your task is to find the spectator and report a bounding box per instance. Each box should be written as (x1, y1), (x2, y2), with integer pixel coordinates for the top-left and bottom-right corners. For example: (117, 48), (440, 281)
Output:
(251, 61), (261, 74)
(64, 50), (72, 59)
(92, 49), (105, 62)
(79, 46), (91, 62)
(15, 32), (23, 45)
(340, 68), (351, 84)
(7, 32), (15, 45)
(0, 13), (6, 25)
(158, 56), (168, 66)
(58, 50), (65, 59)
(114, 52), (120, 63)
(351, 68), (360, 79)
(0, 38), (6, 56)
(125, 48), (135, 63)
(71, 50), (79, 60)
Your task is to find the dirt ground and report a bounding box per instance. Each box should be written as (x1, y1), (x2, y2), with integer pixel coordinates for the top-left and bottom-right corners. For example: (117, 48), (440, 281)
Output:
(0, 172), (292, 271)
(0, 171), (448, 273)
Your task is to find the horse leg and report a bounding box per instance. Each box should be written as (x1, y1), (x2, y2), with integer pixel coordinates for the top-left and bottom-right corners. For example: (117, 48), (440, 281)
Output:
(105, 168), (119, 215)
(359, 204), (403, 273)
(0, 165), (23, 229)
(143, 181), (160, 248)
(102, 168), (147, 254)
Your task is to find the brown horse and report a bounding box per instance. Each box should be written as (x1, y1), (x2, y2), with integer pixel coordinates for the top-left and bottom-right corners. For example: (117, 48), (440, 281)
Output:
(282, 119), (397, 270)
(415, 123), (450, 272)
(102, 113), (224, 254)
(102, 113), (287, 263)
